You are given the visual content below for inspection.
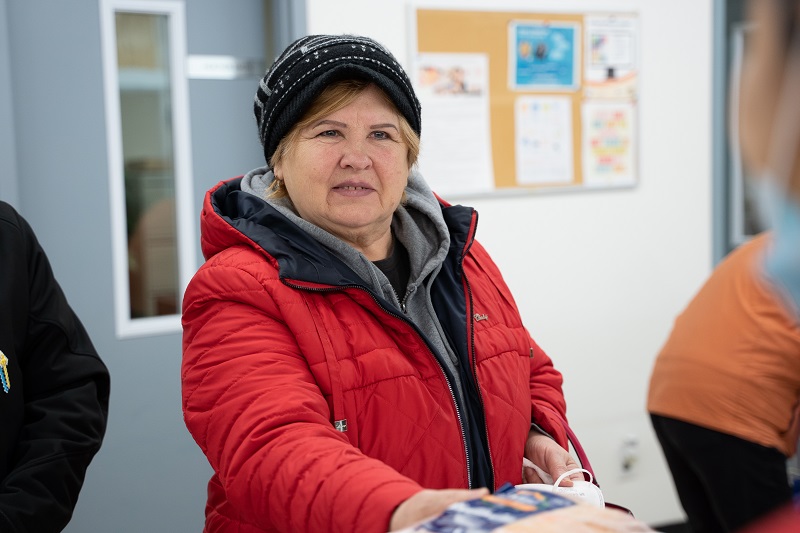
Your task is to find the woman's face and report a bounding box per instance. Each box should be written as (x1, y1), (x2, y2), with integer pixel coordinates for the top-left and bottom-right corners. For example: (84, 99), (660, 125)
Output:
(274, 84), (410, 258)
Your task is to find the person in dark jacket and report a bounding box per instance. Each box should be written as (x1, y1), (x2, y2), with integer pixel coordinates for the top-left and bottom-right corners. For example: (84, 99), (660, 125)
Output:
(0, 201), (110, 532)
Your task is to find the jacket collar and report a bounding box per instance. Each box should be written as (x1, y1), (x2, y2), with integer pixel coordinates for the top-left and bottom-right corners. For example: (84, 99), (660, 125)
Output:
(202, 175), (477, 287)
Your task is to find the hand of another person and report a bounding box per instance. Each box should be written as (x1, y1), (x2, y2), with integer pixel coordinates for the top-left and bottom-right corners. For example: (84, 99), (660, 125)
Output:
(495, 503), (655, 532)
(389, 487), (489, 531)
(522, 430), (583, 486)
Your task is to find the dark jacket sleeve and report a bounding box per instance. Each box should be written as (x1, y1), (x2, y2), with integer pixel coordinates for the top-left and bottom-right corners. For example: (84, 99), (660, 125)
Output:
(0, 203), (110, 533)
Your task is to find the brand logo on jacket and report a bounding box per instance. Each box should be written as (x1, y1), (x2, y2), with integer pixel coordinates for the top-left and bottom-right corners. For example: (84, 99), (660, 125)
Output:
(473, 313), (489, 322)
(0, 350), (10, 393)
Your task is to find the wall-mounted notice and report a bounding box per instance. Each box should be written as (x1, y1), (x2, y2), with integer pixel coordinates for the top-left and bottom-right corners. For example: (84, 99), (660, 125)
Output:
(584, 14), (639, 100)
(582, 101), (636, 187)
(515, 96), (573, 185)
(414, 53), (495, 197)
(509, 21), (580, 91)
(413, 7), (640, 198)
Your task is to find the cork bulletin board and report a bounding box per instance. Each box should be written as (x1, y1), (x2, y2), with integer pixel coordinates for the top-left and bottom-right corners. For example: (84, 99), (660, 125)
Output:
(411, 7), (640, 198)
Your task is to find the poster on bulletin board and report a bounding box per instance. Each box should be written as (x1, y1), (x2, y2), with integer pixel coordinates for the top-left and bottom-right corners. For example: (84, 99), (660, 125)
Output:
(411, 6), (639, 198)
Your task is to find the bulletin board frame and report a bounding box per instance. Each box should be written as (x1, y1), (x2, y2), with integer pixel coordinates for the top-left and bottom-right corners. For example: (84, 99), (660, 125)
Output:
(410, 6), (640, 198)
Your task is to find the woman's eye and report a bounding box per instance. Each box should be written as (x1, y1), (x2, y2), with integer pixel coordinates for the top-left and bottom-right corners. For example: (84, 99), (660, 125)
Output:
(318, 130), (339, 138)
(371, 131), (389, 140)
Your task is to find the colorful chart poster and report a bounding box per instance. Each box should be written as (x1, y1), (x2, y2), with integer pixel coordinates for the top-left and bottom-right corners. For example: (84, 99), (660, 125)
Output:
(509, 21), (580, 90)
(582, 101), (636, 187)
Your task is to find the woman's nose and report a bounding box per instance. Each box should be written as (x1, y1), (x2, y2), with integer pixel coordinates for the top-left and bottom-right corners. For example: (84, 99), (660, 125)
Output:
(339, 140), (372, 170)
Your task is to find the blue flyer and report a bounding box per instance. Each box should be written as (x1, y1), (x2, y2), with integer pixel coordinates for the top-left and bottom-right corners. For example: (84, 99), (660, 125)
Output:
(405, 483), (577, 532)
(510, 21), (580, 90)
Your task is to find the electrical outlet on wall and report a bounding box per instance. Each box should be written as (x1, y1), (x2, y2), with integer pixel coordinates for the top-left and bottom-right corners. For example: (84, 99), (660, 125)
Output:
(619, 434), (640, 479)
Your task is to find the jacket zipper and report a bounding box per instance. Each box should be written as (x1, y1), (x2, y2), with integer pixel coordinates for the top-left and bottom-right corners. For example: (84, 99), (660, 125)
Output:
(459, 208), (492, 490)
(391, 286), (407, 314)
(282, 280), (472, 488)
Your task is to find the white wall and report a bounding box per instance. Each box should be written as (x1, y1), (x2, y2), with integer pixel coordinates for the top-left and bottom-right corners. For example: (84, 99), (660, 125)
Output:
(306, 0), (714, 525)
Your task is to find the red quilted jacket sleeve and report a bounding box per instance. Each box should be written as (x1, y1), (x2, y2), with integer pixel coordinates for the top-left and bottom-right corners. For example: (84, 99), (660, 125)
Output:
(181, 249), (422, 533)
(528, 339), (569, 448)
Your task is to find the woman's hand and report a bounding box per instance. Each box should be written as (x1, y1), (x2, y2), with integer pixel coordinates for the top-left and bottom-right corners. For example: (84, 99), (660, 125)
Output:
(523, 430), (583, 486)
(389, 488), (489, 531)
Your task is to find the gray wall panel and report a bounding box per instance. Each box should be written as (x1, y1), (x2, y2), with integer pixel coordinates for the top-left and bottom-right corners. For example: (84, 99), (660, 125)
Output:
(3, 1), (278, 531)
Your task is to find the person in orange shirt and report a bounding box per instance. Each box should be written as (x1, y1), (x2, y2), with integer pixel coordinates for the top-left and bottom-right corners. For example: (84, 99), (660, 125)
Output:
(649, 0), (800, 530)
(647, 231), (800, 532)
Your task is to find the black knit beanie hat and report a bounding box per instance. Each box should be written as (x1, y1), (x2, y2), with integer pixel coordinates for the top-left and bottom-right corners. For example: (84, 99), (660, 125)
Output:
(254, 34), (422, 166)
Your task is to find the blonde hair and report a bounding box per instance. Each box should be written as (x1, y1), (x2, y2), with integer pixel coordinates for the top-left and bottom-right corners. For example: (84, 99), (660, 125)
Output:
(267, 79), (420, 200)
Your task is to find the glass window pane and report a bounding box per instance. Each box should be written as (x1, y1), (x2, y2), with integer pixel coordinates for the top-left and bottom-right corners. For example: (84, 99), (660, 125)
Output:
(115, 13), (179, 319)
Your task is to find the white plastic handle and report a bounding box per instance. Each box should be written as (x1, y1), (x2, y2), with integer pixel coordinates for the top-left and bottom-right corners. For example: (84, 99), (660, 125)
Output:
(553, 467), (593, 488)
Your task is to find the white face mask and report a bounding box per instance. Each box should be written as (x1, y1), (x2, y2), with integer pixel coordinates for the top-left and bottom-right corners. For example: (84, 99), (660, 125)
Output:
(517, 466), (605, 508)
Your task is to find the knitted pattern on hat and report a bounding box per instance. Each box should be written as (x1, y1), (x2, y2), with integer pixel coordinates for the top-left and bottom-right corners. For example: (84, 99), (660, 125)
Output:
(253, 34), (422, 165)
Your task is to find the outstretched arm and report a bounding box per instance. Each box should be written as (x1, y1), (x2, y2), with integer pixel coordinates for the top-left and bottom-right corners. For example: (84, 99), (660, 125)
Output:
(182, 263), (422, 532)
